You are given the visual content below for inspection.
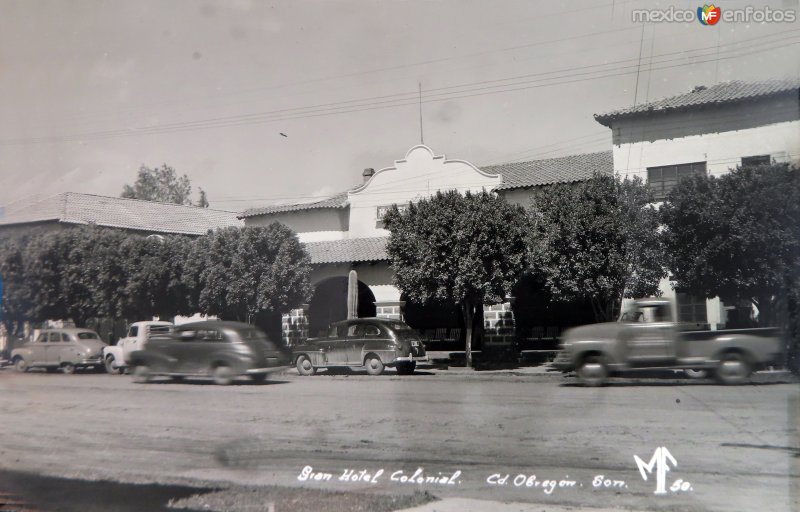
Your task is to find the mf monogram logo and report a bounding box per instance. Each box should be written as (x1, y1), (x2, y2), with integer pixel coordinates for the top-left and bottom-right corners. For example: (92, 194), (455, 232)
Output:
(634, 446), (677, 495)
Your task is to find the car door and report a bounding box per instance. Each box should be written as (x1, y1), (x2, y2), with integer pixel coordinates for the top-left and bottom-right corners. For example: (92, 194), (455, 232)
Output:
(119, 325), (138, 361)
(623, 305), (677, 365)
(45, 331), (65, 365)
(323, 324), (348, 365)
(345, 324), (367, 364)
(29, 332), (49, 364)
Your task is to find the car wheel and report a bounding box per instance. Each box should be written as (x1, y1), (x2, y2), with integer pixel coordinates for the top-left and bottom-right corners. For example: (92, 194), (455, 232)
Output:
(715, 352), (751, 385)
(295, 355), (316, 376)
(105, 355), (123, 375)
(132, 365), (152, 384)
(250, 373), (268, 384)
(170, 375), (185, 383)
(61, 362), (76, 375)
(14, 357), (28, 373)
(684, 369), (708, 379)
(364, 355), (385, 376)
(396, 362), (416, 375)
(212, 365), (235, 386)
(576, 355), (608, 387)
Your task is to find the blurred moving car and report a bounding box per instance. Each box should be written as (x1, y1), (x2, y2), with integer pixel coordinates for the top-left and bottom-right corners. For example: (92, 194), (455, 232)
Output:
(11, 329), (107, 374)
(292, 318), (428, 376)
(103, 321), (173, 374)
(128, 321), (290, 385)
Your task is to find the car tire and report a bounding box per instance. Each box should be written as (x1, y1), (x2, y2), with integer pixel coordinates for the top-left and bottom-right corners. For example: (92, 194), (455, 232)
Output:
(14, 357), (28, 373)
(132, 365), (152, 384)
(576, 355), (608, 387)
(684, 369), (708, 379)
(170, 375), (185, 383)
(61, 362), (76, 375)
(105, 355), (124, 375)
(212, 365), (235, 386)
(295, 355), (316, 376)
(396, 362), (416, 375)
(364, 355), (385, 376)
(250, 373), (268, 384)
(715, 352), (751, 385)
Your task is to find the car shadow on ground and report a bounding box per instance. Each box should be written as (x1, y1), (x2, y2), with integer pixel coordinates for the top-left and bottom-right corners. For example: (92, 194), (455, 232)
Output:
(140, 377), (291, 386)
(0, 469), (214, 512)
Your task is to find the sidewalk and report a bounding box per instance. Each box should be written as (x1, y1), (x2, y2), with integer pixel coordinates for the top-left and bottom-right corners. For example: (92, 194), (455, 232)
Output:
(400, 497), (646, 512)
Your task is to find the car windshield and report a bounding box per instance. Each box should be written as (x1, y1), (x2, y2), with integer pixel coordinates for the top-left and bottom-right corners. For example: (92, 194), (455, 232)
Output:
(76, 332), (99, 340)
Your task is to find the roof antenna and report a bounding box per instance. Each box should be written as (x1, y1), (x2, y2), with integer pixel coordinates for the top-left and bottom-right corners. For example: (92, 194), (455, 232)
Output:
(418, 82), (424, 145)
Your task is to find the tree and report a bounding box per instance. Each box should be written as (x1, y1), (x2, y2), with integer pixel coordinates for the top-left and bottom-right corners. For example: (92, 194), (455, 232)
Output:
(527, 173), (665, 322)
(0, 237), (35, 338)
(198, 188), (209, 208)
(121, 164), (200, 205)
(660, 163), (800, 371)
(189, 225), (312, 322)
(383, 190), (528, 367)
(119, 234), (195, 320)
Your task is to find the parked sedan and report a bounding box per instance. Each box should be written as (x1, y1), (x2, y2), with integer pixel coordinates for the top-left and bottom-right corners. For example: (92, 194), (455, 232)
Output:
(11, 329), (106, 374)
(292, 318), (428, 376)
(128, 321), (290, 385)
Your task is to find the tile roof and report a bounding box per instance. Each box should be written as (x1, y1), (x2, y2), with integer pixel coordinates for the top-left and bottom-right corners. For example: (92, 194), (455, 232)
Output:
(595, 78), (800, 126)
(304, 237), (388, 264)
(482, 150), (613, 190)
(239, 191), (349, 218)
(0, 192), (242, 235)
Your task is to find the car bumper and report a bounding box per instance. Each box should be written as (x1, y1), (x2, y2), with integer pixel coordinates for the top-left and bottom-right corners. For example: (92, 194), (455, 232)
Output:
(392, 354), (429, 364)
(77, 357), (103, 366)
(246, 365), (290, 375)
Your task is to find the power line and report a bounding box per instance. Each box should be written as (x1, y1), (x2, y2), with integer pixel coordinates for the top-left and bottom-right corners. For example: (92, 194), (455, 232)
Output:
(2, 30), (798, 147)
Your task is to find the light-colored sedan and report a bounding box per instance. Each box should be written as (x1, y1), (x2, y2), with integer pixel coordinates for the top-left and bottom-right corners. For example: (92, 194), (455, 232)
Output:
(11, 328), (107, 374)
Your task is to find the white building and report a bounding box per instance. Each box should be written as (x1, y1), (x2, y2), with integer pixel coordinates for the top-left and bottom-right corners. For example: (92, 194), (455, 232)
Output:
(241, 145), (612, 349)
(595, 78), (800, 327)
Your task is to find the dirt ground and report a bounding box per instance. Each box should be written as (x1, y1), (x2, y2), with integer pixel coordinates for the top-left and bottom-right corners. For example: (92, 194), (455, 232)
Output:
(0, 368), (797, 512)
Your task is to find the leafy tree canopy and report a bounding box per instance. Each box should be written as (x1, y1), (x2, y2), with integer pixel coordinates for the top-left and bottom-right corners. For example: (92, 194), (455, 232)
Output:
(527, 173), (665, 322)
(383, 190), (528, 366)
(121, 164), (207, 206)
(660, 163), (800, 322)
(192, 225), (312, 321)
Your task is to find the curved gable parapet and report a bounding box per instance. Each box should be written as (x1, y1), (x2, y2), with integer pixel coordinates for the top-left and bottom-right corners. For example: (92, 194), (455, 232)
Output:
(349, 145), (500, 196)
(347, 145), (502, 238)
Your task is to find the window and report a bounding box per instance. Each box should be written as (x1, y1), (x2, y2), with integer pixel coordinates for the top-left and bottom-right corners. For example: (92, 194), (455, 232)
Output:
(346, 325), (363, 337)
(741, 155), (771, 167)
(363, 325), (381, 337)
(36, 333), (47, 343)
(77, 332), (99, 340)
(48, 332), (61, 342)
(196, 329), (224, 342)
(61, 333), (71, 342)
(676, 293), (707, 325)
(148, 325), (171, 336)
(127, 326), (139, 337)
(647, 161), (707, 200)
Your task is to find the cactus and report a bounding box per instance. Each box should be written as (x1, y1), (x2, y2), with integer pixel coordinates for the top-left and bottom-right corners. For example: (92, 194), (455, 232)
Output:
(347, 270), (358, 319)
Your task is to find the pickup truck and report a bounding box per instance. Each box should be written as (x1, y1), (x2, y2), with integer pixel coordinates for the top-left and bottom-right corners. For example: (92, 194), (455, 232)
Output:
(551, 297), (784, 386)
(103, 321), (173, 374)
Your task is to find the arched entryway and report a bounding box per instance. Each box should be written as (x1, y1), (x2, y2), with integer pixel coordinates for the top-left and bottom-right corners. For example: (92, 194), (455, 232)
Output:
(308, 276), (376, 337)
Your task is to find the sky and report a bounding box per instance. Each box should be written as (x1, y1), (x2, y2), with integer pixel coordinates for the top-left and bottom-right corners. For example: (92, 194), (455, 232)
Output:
(0, 0), (798, 212)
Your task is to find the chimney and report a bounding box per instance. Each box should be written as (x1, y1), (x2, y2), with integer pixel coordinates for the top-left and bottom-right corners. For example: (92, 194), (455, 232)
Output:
(362, 168), (375, 183)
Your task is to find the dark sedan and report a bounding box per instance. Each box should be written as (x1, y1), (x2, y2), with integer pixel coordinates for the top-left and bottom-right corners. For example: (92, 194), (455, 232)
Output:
(292, 318), (428, 376)
(128, 321), (290, 385)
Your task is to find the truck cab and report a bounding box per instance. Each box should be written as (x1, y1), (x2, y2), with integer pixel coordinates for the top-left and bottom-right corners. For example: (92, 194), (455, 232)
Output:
(103, 321), (173, 374)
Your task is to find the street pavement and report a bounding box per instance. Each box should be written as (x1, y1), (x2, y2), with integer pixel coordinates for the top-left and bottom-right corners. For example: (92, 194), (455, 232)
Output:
(0, 366), (797, 512)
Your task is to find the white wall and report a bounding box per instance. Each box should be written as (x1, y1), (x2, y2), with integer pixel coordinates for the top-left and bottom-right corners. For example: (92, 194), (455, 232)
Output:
(613, 120), (800, 179)
(346, 145), (502, 238)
